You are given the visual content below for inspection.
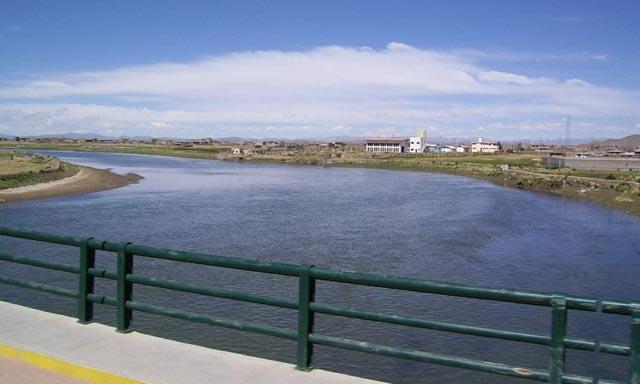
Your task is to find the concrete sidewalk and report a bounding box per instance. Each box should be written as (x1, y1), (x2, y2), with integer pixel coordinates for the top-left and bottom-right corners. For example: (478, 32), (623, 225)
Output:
(0, 301), (384, 384)
(0, 356), (89, 384)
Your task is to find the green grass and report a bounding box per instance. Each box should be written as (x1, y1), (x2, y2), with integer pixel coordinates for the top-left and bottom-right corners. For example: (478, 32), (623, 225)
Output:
(533, 169), (640, 181)
(0, 152), (80, 190)
(2, 142), (226, 159)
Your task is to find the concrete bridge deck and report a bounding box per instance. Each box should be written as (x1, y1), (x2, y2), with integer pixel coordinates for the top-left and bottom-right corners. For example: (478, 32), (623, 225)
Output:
(0, 301), (384, 384)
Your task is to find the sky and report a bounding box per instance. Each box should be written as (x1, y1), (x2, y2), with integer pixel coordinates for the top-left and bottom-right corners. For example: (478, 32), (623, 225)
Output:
(0, 0), (639, 140)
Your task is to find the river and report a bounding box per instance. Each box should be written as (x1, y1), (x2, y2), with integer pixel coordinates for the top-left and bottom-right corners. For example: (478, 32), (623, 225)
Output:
(1, 151), (639, 383)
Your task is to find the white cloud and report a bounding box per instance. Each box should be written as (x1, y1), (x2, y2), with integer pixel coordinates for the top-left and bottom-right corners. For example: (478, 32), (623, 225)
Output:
(477, 71), (535, 85)
(0, 43), (638, 138)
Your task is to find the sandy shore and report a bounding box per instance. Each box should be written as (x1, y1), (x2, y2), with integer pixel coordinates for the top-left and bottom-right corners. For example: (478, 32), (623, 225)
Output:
(0, 166), (142, 202)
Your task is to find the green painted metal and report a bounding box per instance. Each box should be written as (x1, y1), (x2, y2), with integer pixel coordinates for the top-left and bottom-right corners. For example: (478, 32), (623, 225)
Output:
(308, 268), (598, 311)
(116, 245), (133, 333)
(603, 300), (638, 315)
(309, 302), (601, 353)
(549, 296), (568, 384)
(0, 252), (78, 273)
(308, 333), (555, 382)
(77, 238), (95, 324)
(87, 239), (304, 276)
(599, 341), (632, 356)
(0, 226), (639, 383)
(296, 265), (316, 370)
(0, 226), (83, 246)
(0, 275), (77, 298)
(630, 306), (640, 384)
(127, 273), (298, 309)
(127, 300), (298, 340)
(86, 267), (117, 280)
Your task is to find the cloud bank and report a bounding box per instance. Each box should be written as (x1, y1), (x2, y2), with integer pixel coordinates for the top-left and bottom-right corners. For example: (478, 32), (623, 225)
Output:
(0, 42), (638, 138)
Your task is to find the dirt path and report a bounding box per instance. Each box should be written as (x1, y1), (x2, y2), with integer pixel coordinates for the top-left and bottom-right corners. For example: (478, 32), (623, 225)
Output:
(0, 166), (141, 202)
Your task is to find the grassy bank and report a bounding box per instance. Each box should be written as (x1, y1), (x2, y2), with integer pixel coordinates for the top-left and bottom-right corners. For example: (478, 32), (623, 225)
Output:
(2, 142), (223, 159)
(0, 151), (80, 190)
(239, 151), (640, 217)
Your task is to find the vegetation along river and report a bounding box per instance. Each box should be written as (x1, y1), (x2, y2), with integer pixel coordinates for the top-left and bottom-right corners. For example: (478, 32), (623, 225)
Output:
(1, 151), (639, 383)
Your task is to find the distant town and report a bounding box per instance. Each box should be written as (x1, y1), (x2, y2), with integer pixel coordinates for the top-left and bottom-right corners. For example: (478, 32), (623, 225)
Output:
(4, 129), (640, 160)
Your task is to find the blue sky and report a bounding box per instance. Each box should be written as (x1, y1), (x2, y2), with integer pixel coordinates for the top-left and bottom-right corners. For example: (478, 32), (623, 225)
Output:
(0, 0), (639, 140)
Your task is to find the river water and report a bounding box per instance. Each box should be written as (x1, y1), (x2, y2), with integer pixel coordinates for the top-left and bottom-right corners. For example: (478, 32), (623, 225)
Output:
(1, 151), (639, 383)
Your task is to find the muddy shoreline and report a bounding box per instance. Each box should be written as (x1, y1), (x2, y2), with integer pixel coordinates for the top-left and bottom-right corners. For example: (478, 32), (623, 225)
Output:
(0, 166), (142, 203)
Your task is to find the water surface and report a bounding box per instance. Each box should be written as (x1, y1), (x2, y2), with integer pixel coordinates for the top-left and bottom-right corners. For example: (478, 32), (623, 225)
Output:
(1, 151), (639, 383)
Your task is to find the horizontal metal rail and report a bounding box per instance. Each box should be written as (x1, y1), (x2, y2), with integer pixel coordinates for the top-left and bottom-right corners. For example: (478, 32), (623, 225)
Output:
(310, 302), (625, 355)
(309, 268), (597, 311)
(0, 227), (83, 247)
(127, 274), (298, 310)
(85, 293), (297, 340)
(0, 275), (77, 298)
(0, 252), (78, 274)
(85, 268), (298, 309)
(0, 226), (638, 383)
(308, 334), (553, 382)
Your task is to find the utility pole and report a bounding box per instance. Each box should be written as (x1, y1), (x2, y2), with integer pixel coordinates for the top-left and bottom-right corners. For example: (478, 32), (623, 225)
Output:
(565, 115), (571, 149)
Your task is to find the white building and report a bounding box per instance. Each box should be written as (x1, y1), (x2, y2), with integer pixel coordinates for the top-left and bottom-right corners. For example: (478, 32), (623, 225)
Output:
(441, 146), (455, 153)
(471, 138), (499, 154)
(455, 145), (469, 153)
(365, 138), (409, 153)
(409, 129), (428, 153)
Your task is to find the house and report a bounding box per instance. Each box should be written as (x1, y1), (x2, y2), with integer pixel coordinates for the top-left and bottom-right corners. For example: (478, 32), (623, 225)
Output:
(606, 148), (623, 157)
(232, 148), (243, 155)
(425, 144), (441, 153)
(409, 129), (428, 153)
(365, 138), (409, 153)
(455, 145), (468, 153)
(441, 146), (456, 153)
(471, 138), (499, 154)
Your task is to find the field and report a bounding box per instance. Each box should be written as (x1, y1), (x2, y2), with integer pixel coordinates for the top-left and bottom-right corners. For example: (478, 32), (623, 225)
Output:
(2, 142), (224, 159)
(0, 151), (79, 190)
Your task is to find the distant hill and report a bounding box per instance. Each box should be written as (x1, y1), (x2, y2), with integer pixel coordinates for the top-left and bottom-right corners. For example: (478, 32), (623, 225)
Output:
(593, 134), (640, 149)
(0, 132), (116, 140)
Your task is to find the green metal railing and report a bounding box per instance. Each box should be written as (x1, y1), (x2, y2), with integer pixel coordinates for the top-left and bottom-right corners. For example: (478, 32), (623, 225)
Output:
(0, 226), (638, 383)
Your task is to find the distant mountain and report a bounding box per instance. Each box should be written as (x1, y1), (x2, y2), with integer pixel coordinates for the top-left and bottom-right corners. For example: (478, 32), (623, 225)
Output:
(1, 131), (634, 147)
(2, 132), (116, 140)
(592, 134), (640, 149)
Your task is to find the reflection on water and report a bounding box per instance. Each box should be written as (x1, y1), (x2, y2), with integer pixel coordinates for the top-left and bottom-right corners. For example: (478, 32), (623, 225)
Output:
(1, 151), (639, 383)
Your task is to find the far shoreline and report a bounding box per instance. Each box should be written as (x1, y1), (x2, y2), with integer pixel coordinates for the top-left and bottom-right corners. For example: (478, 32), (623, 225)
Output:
(3, 144), (640, 218)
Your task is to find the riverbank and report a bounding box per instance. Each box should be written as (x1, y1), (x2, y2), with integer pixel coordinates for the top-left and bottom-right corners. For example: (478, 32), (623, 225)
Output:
(0, 152), (82, 190)
(236, 151), (640, 217)
(0, 165), (142, 203)
(3, 142), (640, 217)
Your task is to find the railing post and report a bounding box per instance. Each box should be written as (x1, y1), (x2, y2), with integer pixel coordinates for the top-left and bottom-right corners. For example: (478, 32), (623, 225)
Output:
(77, 237), (95, 323)
(629, 305), (640, 384)
(296, 265), (315, 371)
(549, 295), (567, 384)
(116, 243), (133, 333)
